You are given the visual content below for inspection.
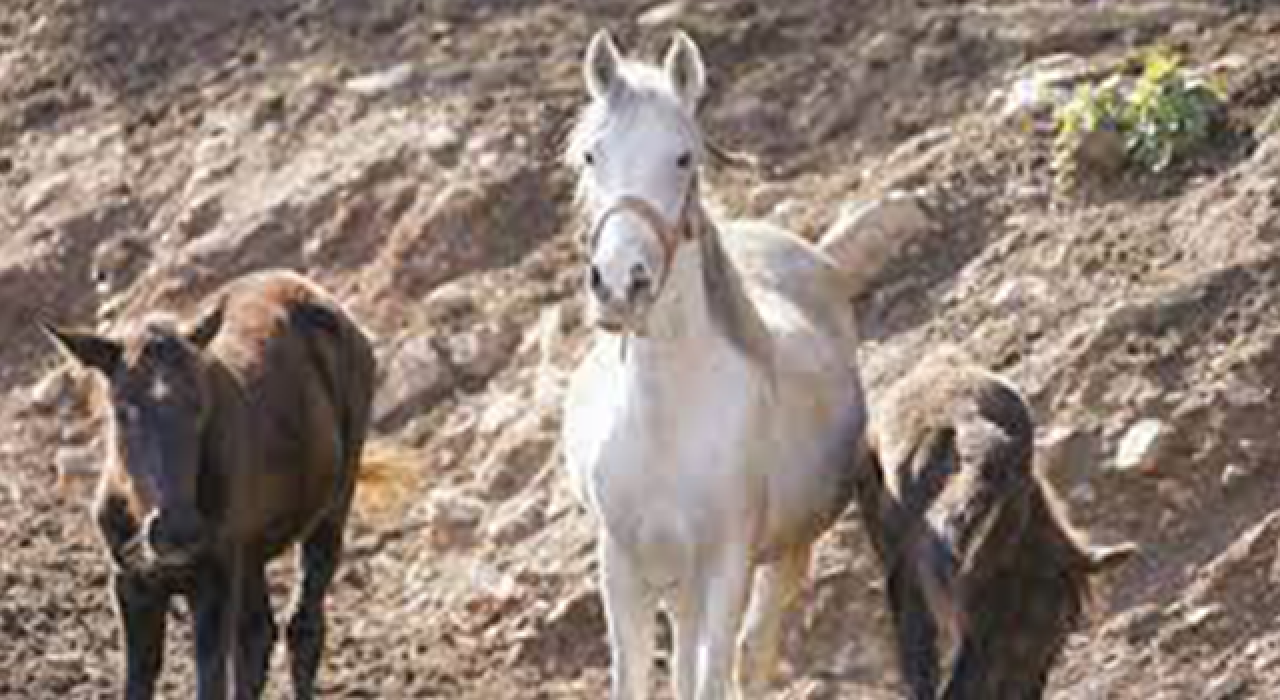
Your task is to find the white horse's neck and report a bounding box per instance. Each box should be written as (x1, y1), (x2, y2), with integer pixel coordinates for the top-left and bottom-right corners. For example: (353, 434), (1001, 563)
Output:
(618, 241), (743, 387)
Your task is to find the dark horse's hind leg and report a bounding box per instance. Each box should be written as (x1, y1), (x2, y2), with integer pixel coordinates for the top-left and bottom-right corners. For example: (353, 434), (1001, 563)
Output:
(115, 574), (168, 700)
(234, 563), (277, 700)
(287, 506), (350, 699)
(886, 567), (940, 700)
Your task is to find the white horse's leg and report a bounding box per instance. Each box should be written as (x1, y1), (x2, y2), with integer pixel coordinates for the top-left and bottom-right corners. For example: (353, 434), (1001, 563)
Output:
(601, 536), (656, 700)
(670, 587), (703, 700)
(737, 543), (811, 694)
(695, 549), (753, 700)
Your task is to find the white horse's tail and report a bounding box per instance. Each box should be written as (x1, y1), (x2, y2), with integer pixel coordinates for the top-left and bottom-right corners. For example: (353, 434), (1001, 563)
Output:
(817, 191), (933, 299)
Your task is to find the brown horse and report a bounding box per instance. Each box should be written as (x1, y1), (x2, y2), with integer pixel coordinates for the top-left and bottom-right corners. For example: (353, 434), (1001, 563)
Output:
(44, 269), (402, 700)
(855, 349), (1136, 700)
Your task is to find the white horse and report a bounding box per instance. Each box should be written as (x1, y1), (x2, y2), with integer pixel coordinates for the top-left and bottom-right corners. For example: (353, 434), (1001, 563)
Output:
(561, 30), (871, 700)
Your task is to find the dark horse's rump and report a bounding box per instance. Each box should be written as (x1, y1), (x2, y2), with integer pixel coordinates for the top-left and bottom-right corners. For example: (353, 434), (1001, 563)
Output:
(45, 269), (386, 700)
(856, 349), (1135, 700)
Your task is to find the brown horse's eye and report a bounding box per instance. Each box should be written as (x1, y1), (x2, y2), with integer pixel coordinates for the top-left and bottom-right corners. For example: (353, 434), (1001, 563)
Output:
(676, 151), (692, 169)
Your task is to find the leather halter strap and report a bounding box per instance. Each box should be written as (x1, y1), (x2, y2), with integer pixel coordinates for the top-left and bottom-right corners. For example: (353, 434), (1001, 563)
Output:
(588, 194), (691, 294)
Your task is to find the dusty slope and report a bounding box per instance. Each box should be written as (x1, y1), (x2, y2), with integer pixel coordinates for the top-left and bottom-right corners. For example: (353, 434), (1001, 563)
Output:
(3, 1), (1280, 698)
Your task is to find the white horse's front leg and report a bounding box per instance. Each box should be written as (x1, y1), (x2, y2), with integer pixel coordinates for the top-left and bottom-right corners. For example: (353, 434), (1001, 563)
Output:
(670, 588), (703, 700)
(601, 536), (656, 700)
(695, 548), (753, 700)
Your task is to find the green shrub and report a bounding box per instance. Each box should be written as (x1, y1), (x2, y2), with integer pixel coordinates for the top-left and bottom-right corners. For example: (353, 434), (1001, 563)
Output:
(1052, 48), (1226, 191)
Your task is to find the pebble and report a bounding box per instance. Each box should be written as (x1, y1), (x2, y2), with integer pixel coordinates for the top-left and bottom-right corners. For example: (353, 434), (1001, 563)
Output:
(1114, 418), (1167, 474)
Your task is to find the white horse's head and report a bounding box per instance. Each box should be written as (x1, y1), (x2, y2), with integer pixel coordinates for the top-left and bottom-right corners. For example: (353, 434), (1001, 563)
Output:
(568, 29), (707, 333)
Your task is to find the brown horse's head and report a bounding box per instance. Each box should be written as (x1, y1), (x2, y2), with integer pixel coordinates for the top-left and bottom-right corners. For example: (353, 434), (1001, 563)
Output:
(44, 305), (224, 571)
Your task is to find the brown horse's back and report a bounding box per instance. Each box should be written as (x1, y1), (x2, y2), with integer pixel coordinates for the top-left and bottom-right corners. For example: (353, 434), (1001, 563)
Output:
(205, 270), (376, 555)
(862, 348), (1134, 699)
(873, 349), (1036, 588)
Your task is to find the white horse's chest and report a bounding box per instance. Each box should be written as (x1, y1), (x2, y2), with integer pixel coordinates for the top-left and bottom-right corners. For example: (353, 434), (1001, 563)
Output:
(565, 340), (764, 580)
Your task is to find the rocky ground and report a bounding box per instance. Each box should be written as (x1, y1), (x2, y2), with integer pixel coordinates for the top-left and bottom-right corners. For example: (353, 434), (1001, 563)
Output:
(3, 0), (1280, 698)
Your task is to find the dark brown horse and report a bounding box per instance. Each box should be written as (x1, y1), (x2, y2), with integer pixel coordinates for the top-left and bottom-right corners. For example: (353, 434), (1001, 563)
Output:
(855, 349), (1136, 700)
(44, 269), (404, 700)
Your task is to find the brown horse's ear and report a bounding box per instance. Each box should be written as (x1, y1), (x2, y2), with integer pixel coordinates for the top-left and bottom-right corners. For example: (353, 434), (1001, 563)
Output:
(186, 303), (225, 349)
(40, 321), (122, 376)
(1086, 542), (1138, 574)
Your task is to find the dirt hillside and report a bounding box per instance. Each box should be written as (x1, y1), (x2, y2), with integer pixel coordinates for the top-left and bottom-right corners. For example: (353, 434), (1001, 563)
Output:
(3, 1), (1280, 698)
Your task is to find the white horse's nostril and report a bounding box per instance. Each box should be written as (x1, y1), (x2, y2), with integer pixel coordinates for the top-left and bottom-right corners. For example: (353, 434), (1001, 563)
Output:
(589, 265), (610, 301)
(628, 264), (653, 301)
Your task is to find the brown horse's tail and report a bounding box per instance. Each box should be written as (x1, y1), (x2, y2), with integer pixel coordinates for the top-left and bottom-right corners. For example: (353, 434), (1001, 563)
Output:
(352, 441), (423, 519)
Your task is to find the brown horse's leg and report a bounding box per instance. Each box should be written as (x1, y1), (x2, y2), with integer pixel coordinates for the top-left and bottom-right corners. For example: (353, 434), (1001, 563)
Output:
(189, 560), (235, 700)
(114, 573), (168, 700)
(287, 510), (348, 700)
(886, 565), (940, 700)
(234, 562), (276, 700)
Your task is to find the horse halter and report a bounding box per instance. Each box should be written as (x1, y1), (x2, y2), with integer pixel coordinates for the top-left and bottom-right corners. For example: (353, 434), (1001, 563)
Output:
(587, 185), (699, 301)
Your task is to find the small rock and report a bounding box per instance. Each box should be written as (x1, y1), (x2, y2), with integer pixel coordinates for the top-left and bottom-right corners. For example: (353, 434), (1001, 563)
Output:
(447, 322), (518, 382)
(1170, 20), (1200, 39)
(251, 92), (287, 129)
(991, 275), (1048, 311)
(1221, 375), (1269, 407)
(429, 21), (453, 39)
(768, 197), (805, 224)
(424, 281), (478, 322)
(345, 63), (413, 96)
(1221, 464), (1250, 490)
(423, 488), (485, 550)
(373, 334), (455, 431)
(91, 236), (152, 297)
(1113, 418), (1167, 474)
(514, 587), (606, 667)
(1206, 667), (1251, 700)
(1182, 603), (1224, 629)
(475, 410), (555, 501)
(1069, 482), (1096, 505)
(486, 493), (548, 546)
(424, 123), (461, 165)
(864, 31), (906, 67)
(637, 1), (688, 27)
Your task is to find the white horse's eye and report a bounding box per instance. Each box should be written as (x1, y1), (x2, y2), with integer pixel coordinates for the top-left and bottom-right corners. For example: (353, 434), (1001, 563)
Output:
(584, 151), (596, 167)
(676, 151), (692, 169)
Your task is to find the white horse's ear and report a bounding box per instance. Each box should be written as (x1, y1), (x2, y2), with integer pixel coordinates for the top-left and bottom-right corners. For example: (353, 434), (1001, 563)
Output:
(664, 31), (705, 109)
(584, 29), (623, 101)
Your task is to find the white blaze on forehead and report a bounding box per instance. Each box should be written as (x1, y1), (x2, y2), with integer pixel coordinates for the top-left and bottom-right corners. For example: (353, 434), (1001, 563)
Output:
(150, 376), (172, 401)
